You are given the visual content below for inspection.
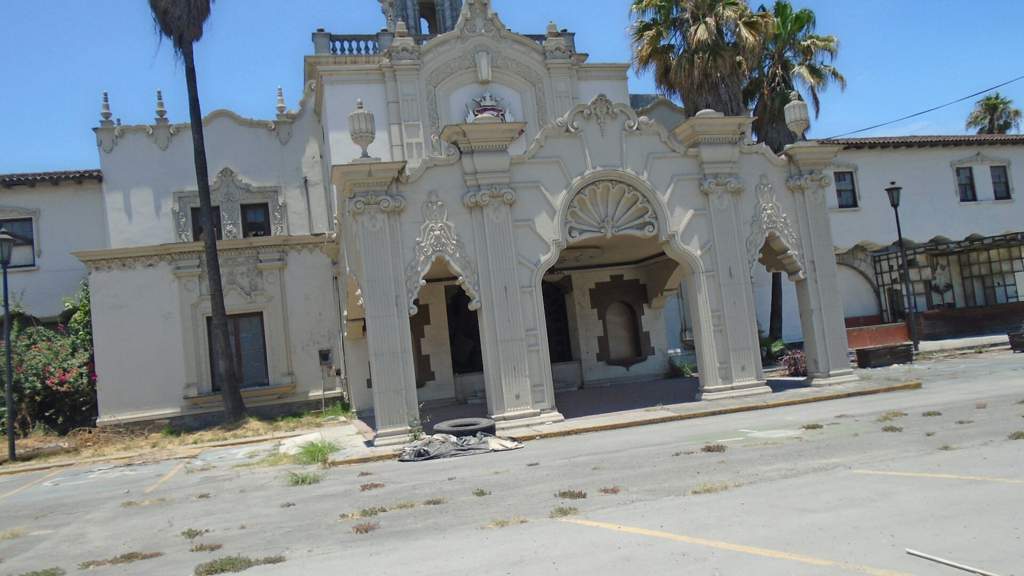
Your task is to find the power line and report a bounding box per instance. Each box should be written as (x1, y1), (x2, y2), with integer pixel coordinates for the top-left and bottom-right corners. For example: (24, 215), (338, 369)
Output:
(825, 73), (1024, 139)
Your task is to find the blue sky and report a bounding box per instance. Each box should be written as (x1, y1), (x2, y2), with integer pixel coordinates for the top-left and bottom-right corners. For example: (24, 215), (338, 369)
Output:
(1, 0), (1021, 173)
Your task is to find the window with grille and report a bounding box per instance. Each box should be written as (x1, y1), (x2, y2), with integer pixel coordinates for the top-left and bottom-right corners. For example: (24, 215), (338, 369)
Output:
(959, 246), (1023, 306)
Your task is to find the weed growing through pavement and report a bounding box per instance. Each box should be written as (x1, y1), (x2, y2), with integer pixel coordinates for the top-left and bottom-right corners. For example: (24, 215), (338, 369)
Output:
(925, 432), (936, 437)
(121, 498), (168, 508)
(472, 488), (491, 497)
(193, 555), (285, 575)
(939, 445), (955, 451)
(352, 522), (379, 535)
(295, 440), (339, 466)
(195, 493), (211, 500)
(955, 420), (974, 425)
(280, 502), (295, 508)
(79, 552), (163, 569)
(360, 482), (385, 492)
(287, 472), (323, 486)
(13, 569), (65, 576)
(975, 402), (987, 409)
(181, 528), (210, 540)
(549, 506), (578, 518)
(486, 517), (528, 529)
(0, 528), (27, 541)
(802, 423), (823, 430)
(1009, 431), (1024, 440)
(357, 471), (374, 477)
(556, 489), (587, 500)
(922, 411), (942, 417)
(881, 425), (903, 433)
(877, 411), (908, 423)
(233, 453), (294, 468)
(340, 506), (388, 520)
(599, 486), (622, 495)
(691, 482), (730, 495)
(191, 543), (223, 553)
(526, 462), (540, 467)
(422, 497), (447, 506)
(702, 443), (727, 453)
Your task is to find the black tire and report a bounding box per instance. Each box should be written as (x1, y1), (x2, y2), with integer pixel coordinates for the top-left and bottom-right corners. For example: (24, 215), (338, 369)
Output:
(432, 417), (496, 438)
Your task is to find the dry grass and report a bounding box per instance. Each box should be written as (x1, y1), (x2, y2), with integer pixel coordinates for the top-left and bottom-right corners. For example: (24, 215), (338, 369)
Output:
(0, 527), (27, 541)
(79, 551), (163, 569)
(340, 506), (388, 520)
(357, 471), (374, 477)
(121, 498), (168, 508)
(701, 443), (727, 453)
(191, 543), (223, 553)
(352, 522), (379, 535)
(280, 502), (295, 508)
(234, 452), (295, 468)
(486, 517), (528, 529)
(802, 423), (824, 430)
(975, 402), (988, 409)
(691, 482), (730, 495)
(549, 506), (578, 518)
(925, 432), (936, 437)
(422, 497), (446, 506)
(181, 528), (210, 540)
(556, 489), (587, 500)
(877, 411), (908, 423)
(360, 482), (385, 492)
(195, 492), (211, 500)
(922, 411), (942, 417)
(939, 444), (955, 451)
(472, 488), (492, 497)
(955, 420), (974, 425)
(12, 569), (65, 576)
(193, 555), (285, 575)
(1009, 431), (1024, 440)
(881, 425), (903, 433)
(599, 486), (622, 495)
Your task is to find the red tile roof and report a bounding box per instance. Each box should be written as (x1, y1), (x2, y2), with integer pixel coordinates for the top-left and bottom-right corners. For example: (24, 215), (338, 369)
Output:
(822, 134), (1024, 149)
(1, 169), (103, 188)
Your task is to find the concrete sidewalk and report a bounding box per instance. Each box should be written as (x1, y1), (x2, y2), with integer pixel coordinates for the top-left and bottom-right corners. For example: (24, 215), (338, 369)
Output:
(917, 333), (1009, 353)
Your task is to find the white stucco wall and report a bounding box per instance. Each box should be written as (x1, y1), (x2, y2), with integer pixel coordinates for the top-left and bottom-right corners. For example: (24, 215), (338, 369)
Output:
(0, 180), (106, 319)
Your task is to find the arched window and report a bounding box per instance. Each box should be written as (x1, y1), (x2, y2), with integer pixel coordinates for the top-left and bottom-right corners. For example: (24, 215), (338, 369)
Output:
(604, 301), (641, 362)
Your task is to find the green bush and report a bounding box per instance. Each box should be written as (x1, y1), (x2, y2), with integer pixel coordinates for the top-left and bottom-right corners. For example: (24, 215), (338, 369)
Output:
(1, 281), (96, 435)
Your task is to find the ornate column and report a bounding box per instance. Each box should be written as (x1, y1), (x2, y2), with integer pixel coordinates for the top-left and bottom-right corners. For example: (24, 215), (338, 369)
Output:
(442, 120), (548, 424)
(786, 143), (857, 385)
(333, 159), (419, 445)
(676, 111), (770, 399)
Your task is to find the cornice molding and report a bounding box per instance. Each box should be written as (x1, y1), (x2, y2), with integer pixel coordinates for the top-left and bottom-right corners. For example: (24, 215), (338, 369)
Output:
(74, 235), (335, 272)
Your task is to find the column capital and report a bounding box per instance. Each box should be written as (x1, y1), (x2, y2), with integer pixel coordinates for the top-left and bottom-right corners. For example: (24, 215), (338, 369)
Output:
(699, 174), (744, 196)
(463, 185), (516, 209)
(348, 191), (406, 215)
(786, 171), (831, 196)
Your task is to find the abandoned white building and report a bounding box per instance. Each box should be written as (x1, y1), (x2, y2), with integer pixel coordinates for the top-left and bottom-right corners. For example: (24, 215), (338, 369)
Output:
(1, 0), (1020, 443)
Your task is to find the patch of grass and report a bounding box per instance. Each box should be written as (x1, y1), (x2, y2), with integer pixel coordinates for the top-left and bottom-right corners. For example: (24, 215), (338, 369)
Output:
(79, 551), (163, 569)
(526, 462), (540, 467)
(392, 501), (417, 510)
(691, 482), (730, 495)
(925, 432), (936, 437)
(877, 411), (908, 423)
(352, 522), (379, 535)
(549, 506), (578, 518)
(939, 444), (955, 451)
(280, 502), (295, 508)
(881, 425), (903, 433)
(340, 506), (388, 520)
(599, 486), (622, 495)
(195, 492), (211, 500)
(422, 497), (446, 506)
(975, 402), (988, 409)
(472, 488), (491, 497)
(233, 452), (294, 468)
(191, 543), (223, 553)
(701, 443), (727, 453)
(802, 423), (823, 430)
(294, 440), (338, 466)
(193, 555), (286, 576)
(357, 471), (374, 477)
(486, 517), (528, 529)
(287, 471), (322, 486)
(360, 482), (385, 492)
(555, 489), (587, 500)
(321, 401), (353, 419)
(922, 411), (942, 417)
(955, 420), (974, 425)
(1008, 431), (1024, 440)
(181, 528), (210, 540)
(14, 569), (65, 576)
(671, 451), (683, 457)
(1, 527), (27, 541)
(121, 498), (168, 508)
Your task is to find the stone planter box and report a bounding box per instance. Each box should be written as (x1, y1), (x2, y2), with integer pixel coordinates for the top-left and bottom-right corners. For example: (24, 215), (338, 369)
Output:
(855, 343), (914, 368)
(1010, 331), (1024, 353)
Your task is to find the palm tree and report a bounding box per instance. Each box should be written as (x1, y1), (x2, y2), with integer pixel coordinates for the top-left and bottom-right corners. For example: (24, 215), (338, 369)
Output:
(743, 1), (844, 342)
(630, 0), (772, 117)
(149, 0), (246, 421)
(966, 92), (1022, 134)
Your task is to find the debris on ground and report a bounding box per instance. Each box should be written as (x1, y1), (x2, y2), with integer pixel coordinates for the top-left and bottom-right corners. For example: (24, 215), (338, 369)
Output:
(398, 433), (522, 462)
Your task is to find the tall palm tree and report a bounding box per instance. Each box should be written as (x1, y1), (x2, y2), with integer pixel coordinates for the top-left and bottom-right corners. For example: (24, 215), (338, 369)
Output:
(743, 1), (844, 343)
(150, 0), (245, 421)
(966, 92), (1022, 134)
(630, 0), (772, 117)
(745, 0), (845, 153)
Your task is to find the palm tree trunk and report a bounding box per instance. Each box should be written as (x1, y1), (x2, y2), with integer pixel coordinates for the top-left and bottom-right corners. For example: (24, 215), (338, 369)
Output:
(182, 42), (246, 422)
(768, 271), (783, 341)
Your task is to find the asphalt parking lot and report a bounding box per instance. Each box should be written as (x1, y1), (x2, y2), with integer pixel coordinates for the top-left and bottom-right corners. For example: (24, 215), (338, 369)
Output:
(1, 351), (1022, 575)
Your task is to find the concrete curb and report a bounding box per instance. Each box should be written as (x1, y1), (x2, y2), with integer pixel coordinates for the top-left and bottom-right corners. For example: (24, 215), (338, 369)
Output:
(325, 380), (923, 467)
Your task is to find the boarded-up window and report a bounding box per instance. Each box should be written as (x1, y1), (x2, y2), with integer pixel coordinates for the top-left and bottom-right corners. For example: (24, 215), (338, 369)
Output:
(207, 312), (269, 391)
(605, 301), (641, 362)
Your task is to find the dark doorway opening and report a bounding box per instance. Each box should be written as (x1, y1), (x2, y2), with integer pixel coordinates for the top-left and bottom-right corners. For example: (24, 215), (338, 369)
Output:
(542, 280), (573, 363)
(446, 285), (483, 374)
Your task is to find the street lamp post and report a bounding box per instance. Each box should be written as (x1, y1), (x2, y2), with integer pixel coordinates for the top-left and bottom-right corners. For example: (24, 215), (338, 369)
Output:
(0, 228), (15, 461)
(885, 182), (920, 352)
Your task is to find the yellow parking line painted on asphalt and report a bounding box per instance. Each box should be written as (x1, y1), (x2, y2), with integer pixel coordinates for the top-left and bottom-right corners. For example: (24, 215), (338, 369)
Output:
(560, 518), (912, 576)
(853, 469), (1024, 485)
(0, 469), (61, 501)
(144, 461), (186, 494)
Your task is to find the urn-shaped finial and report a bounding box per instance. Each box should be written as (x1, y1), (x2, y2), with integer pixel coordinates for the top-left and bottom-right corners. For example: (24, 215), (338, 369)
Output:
(276, 86), (286, 116)
(100, 91), (113, 123)
(784, 91), (809, 139)
(155, 90), (167, 120)
(349, 99), (375, 159)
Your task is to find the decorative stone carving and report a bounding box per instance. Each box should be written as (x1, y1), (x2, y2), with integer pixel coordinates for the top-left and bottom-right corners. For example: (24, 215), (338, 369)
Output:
(557, 94), (640, 137)
(463, 186), (516, 209)
(475, 51), (492, 83)
(349, 99), (376, 159)
(465, 92), (512, 123)
(746, 175), (804, 279)
(458, 0), (498, 36)
(787, 171), (831, 206)
(565, 180), (657, 241)
(405, 192), (481, 315)
(173, 167), (288, 242)
(700, 175), (744, 210)
(348, 191), (407, 215)
(543, 21), (573, 60)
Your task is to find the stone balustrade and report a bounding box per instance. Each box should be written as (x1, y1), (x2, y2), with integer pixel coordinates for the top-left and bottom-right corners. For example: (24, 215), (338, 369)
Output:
(312, 29), (575, 56)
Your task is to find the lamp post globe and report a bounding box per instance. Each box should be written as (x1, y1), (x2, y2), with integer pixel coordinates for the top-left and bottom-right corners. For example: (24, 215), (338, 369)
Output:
(0, 228), (15, 461)
(885, 182), (902, 209)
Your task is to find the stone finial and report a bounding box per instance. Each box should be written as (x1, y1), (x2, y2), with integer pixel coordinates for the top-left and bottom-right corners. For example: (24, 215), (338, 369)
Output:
(155, 90), (167, 120)
(395, 20), (409, 37)
(547, 21), (559, 37)
(348, 99), (376, 160)
(784, 91), (810, 139)
(100, 91), (113, 124)
(276, 86), (286, 116)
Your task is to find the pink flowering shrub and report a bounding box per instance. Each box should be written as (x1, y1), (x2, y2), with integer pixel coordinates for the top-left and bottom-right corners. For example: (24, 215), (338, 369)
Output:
(780, 349), (807, 377)
(1, 282), (96, 434)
